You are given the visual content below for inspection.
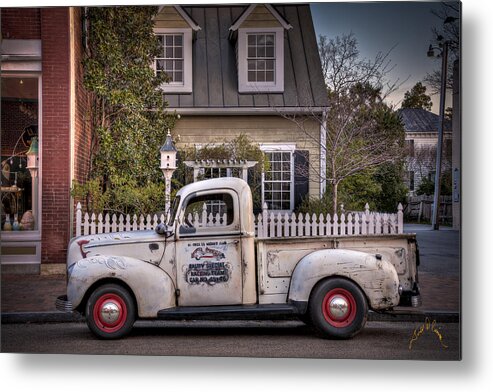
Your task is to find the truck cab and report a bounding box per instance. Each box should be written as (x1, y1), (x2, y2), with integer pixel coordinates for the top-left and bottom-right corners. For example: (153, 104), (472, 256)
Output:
(169, 178), (257, 307)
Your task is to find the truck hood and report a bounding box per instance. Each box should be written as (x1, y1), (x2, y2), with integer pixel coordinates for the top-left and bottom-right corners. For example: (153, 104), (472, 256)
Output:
(67, 230), (169, 267)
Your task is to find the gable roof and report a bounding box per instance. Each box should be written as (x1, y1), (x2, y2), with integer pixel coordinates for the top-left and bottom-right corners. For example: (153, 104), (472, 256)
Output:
(229, 4), (292, 31)
(162, 4), (327, 113)
(155, 5), (201, 31)
(398, 108), (452, 133)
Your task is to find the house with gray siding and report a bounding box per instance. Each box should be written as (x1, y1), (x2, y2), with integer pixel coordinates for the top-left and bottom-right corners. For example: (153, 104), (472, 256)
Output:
(154, 3), (327, 212)
(399, 108), (452, 195)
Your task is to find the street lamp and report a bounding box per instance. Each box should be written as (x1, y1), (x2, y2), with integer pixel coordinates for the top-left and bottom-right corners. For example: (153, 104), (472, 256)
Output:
(427, 37), (449, 231)
(26, 136), (39, 230)
(160, 130), (177, 216)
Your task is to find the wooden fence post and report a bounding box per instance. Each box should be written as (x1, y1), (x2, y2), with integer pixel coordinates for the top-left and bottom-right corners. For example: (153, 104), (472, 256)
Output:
(397, 203), (403, 234)
(262, 203), (268, 238)
(290, 212), (296, 237)
(75, 202), (82, 237)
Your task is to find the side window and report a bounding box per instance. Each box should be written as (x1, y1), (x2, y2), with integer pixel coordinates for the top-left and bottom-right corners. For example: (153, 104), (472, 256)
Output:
(263, 150), (293, 211)
(181, 193), (235, 232)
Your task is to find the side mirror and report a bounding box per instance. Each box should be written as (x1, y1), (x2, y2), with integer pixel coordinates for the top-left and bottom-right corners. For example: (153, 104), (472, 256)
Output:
(155, 223), (168, 235)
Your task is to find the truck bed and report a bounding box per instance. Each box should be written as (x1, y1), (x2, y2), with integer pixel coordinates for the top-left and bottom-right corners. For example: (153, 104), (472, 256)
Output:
(255, 234), (418, 305)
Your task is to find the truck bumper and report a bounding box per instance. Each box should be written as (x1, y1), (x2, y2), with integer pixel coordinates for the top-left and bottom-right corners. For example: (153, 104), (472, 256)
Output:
(55, 295), (73, 312)
(398, 282), (421, 307)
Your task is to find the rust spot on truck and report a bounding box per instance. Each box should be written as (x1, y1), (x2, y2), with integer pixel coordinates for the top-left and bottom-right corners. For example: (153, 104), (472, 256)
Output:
(77, 240), (90, 259)
(378, 297), (393, 306)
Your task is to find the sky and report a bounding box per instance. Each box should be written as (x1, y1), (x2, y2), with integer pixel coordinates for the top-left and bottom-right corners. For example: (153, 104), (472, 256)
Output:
(310, 1), (459, 112)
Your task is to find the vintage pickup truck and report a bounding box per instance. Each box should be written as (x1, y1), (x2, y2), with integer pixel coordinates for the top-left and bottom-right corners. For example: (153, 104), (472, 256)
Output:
(56, 178), (420, 339)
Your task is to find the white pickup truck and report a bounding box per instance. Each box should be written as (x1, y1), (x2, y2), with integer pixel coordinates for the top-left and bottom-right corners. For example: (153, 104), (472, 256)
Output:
(56, 178), (420, 339)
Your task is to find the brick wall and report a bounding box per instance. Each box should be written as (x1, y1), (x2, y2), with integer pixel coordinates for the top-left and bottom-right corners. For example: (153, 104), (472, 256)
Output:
(2, 7), (93, 266)
(40, 8), (71, 264)
(72, 7), (93, 184)
(1, 8), (41, 39)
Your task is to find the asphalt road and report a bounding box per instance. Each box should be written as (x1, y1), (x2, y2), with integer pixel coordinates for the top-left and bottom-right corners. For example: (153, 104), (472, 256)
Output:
(1, 320), (460, 360)
(404, 224), (460, 276)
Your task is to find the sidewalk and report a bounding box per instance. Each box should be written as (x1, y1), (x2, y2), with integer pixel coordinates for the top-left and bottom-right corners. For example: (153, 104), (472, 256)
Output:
(1, 223), (460, 322)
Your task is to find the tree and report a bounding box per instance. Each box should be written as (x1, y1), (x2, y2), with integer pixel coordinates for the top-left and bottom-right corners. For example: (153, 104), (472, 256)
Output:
(284, 33), (406, 214)
(318, 33), (401, 99)
(372, 162), (408, 212)
(297, 162), (407, 214)
(408, 143), (452, 196)
(401, 82), (433, 110)
(72, 6), (176, 214)
(176, 134), (268, 211)
(445, 106), (453, 121)
(324, 82), (405, 214)
(416, 172), (452, 197)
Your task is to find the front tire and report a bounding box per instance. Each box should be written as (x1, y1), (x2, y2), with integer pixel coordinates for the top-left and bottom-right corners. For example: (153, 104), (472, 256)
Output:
(86, 284), (136, 339)
(309, 278), (367, 339)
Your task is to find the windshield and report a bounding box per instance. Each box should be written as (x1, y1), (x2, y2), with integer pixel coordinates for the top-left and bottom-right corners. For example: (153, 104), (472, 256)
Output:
(167, 196), (180, 227)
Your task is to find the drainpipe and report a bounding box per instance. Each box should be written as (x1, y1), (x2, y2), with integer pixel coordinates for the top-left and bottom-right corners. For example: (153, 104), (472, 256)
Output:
(320, 108), (327, 197)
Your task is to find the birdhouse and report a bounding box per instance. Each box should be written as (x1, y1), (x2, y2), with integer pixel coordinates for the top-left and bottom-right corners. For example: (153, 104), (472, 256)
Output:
(160, 130), (177, 176)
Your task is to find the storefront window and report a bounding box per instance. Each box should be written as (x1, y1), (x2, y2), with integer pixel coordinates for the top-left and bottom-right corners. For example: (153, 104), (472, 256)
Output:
(1, 76), (39, 232)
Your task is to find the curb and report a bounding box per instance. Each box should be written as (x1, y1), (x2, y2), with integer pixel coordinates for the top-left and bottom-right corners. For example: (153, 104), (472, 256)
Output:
(1, 312), (84, 324)
(368, 310), (459, 323)
(1, 310), (459, 324)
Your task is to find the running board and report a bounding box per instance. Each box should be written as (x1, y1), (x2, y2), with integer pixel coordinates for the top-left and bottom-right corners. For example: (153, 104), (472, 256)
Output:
(157, 304), (301, 320)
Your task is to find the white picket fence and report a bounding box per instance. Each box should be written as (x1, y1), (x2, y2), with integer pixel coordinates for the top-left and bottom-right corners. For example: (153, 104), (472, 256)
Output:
(75, 202), (403, 238)
(255, 203), (403, 238)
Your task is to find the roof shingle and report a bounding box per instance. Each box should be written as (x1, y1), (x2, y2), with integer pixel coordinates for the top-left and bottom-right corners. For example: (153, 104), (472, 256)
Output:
(398, 108), (452, 133)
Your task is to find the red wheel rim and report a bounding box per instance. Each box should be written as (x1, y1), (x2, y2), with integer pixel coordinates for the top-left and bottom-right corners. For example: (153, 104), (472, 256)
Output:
(322, 288), (357, 328)
(93, 293), (127, 333)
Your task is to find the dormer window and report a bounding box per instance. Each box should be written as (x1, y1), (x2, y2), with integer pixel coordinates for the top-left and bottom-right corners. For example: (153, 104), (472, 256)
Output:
(247, 33), (275, 83)
(238, 27), (284, 93)
(153, 6), (201, 94)
(154, 28), (192, 93)
(230, 4), (292, 94)
(156, 33), (184, 84)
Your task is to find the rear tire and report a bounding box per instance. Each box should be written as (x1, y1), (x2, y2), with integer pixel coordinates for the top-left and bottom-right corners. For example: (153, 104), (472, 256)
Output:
(309, 278), (367, 339)
(86, 284), (136, 339)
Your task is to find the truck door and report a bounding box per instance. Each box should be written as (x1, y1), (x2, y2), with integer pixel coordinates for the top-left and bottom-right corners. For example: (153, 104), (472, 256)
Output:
(175, 189), (242, 306)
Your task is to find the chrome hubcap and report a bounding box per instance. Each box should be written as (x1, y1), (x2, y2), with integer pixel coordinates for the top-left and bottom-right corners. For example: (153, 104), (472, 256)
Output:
(100, 301), (120, 324)
(329, 295), (349, 319)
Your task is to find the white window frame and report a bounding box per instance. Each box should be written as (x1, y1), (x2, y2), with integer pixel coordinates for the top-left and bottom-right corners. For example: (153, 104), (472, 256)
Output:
(238, 27), (284, 93)
(260, 144), (295, 212)
(154, 28), (193, 93)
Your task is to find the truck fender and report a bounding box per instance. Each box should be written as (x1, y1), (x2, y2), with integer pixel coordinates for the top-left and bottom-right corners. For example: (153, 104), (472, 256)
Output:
(67, 255), (175, 318)
(288, 249), (400, 311)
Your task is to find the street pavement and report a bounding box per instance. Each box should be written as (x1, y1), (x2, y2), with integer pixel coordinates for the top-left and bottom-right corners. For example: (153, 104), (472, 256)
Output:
(0, 223), (461, 316)
(403, 224), (460, 313)
(0, 319), (460, 359)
